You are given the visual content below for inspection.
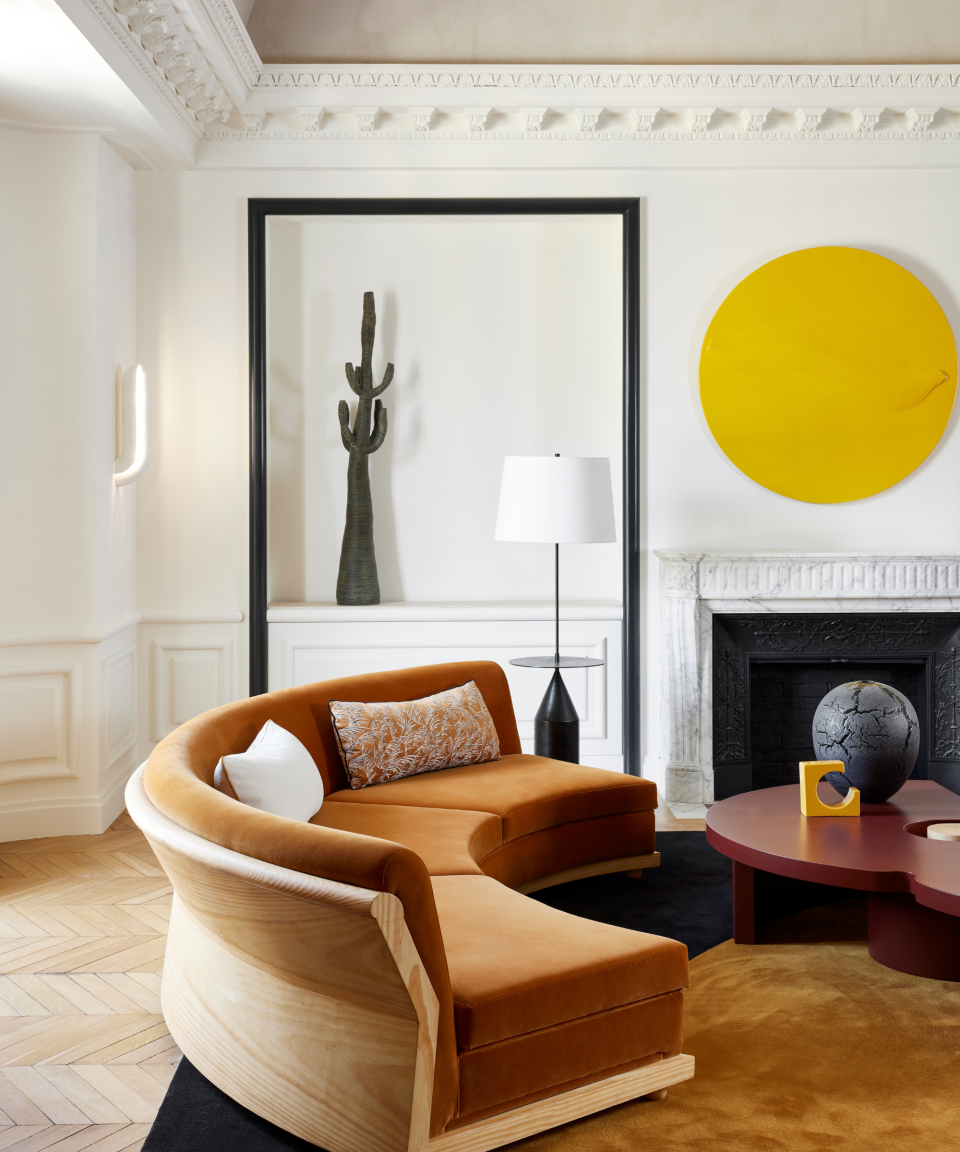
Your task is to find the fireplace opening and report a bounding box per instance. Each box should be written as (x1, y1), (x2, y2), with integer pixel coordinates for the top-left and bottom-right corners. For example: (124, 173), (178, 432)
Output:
(749, 659), (926, 791)
(712, 612), (960, 801)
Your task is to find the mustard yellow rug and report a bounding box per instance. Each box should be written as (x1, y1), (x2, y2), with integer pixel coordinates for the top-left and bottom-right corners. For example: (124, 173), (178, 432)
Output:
(516, 901), (960, 1151)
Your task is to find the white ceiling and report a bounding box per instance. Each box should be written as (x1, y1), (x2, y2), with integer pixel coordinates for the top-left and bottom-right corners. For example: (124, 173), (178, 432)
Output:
(245, 0), (960, 65)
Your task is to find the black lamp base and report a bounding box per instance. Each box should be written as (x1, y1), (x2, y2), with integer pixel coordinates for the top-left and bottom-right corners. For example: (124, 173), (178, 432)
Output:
(534, 669), (580, 763)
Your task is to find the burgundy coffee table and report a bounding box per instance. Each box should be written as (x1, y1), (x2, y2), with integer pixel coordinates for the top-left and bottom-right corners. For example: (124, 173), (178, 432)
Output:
(705, 780), (960, 981)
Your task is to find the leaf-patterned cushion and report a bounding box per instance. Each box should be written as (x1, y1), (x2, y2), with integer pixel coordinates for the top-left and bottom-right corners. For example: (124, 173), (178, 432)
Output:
(328, 680), (501, 789)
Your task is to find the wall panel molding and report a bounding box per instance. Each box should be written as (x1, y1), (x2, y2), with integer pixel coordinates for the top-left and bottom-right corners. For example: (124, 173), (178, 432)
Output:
(0, 664), (81, 785)
(102, 643), (137, 774)
(149, 639), (235, 743)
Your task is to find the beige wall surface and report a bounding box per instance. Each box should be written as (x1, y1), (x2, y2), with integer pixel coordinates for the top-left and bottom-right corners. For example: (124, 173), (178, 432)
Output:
(246, 0), (960, 65)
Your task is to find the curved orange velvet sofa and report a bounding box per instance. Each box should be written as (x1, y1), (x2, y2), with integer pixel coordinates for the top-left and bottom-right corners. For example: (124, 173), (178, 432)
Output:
(131, 660), (693, 1152)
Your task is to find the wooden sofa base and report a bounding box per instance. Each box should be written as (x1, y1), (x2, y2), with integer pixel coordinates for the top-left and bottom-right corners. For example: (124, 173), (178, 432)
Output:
(515, 853), (661, 895)
(430, 1054), (695, 1152)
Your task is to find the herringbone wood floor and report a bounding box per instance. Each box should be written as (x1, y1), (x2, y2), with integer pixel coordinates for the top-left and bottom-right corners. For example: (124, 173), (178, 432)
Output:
(0, 812), (177, 1150)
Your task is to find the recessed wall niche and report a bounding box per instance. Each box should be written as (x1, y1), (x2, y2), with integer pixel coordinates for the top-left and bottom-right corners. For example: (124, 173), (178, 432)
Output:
(265, 213), (624, 608)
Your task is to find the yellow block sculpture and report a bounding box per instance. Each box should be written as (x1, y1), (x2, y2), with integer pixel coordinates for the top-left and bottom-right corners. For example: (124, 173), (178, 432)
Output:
(799, 761), (861, 817)
(700, 247), (957, 503)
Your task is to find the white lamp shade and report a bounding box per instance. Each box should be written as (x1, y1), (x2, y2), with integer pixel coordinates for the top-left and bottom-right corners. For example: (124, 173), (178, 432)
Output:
(494, 456), (616, 543)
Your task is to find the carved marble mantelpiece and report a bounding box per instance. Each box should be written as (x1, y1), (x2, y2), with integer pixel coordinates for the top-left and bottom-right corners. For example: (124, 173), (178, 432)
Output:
(654, 553), (960, 804)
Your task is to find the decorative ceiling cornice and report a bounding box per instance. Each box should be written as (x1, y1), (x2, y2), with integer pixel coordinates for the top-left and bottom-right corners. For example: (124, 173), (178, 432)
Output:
(254, 66), (960, 91)
(217, 63), (960, 146)
(193, 0), (261, 88)
(83, 0), (237, 138)
(206, 109), (960, 144)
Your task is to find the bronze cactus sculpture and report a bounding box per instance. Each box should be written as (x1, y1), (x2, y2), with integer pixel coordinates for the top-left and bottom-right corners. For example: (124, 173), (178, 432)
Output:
(336, 292), (393, 605)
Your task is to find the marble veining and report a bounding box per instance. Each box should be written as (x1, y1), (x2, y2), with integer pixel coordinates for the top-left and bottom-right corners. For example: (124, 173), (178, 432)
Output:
(654, 553), (960, 804)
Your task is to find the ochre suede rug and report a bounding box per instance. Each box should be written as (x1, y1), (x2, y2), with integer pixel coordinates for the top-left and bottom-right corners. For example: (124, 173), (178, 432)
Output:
(514, 900), (960, 1151)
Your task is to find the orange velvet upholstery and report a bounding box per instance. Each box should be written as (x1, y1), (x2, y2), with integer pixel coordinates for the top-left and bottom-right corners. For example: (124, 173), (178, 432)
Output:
(478, 810), (655, 889)
(454, 996), (685, 1125)
(433, 876), (688, 1049)
(325, 753), (657, 840)
(311, 802), (501, 876)
(141, 660), (685, 1139)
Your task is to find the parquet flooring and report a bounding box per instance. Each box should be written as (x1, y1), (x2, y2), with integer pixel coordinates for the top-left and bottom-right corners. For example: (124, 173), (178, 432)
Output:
(0, 812), (176, 1150)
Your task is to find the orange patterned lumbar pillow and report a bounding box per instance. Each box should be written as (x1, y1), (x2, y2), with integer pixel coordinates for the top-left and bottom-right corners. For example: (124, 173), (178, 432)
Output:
(328, 680), (501, 789)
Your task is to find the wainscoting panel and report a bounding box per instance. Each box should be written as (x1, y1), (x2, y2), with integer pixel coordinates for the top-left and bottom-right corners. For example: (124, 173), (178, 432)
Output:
(0, 621), (143, 840)
(0, 664), (80, 785)
(267, 603), (623, 769)
(149, 640), (235, 744)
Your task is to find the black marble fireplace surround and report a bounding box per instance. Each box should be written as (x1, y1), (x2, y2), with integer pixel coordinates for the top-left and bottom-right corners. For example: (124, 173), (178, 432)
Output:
(712, 613), (960, 800)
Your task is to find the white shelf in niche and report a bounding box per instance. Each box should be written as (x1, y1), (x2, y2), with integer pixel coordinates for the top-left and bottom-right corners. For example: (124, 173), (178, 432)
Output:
(267, 601), (624, 772)
(267, 601), (622, 622)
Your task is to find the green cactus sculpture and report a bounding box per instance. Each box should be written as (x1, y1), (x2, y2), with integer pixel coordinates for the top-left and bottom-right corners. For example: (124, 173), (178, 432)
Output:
(336, 291), (393, 605)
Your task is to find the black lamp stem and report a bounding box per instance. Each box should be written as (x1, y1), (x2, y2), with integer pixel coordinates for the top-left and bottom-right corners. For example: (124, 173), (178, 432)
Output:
(554, 542), (559, 665)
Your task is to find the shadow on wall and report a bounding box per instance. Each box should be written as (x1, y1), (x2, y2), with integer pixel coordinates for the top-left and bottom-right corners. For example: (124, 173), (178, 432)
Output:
(268, 219), (305, 602)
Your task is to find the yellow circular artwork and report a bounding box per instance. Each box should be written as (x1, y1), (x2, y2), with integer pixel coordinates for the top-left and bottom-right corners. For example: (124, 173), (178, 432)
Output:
(699, 247), (957, 503)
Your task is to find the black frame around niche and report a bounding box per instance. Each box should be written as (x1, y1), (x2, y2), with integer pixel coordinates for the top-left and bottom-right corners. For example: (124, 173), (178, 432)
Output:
(248, 197), (642, 774)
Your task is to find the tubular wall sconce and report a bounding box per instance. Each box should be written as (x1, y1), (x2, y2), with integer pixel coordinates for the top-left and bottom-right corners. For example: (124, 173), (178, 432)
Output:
(114, 364), (152, 486)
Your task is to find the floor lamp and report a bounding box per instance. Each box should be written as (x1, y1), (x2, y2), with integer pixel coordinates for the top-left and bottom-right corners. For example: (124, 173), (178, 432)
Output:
(494, 455), (616, 764)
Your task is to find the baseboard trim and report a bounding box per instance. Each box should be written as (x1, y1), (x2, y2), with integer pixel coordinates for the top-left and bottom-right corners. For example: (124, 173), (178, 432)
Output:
(515, 852), (661, 895)
(0, 762), (142, 843)
(429, 1053), (694, 1152)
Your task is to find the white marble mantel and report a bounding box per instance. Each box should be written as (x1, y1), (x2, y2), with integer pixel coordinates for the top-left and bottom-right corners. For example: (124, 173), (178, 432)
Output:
(654, 553), (960, 805)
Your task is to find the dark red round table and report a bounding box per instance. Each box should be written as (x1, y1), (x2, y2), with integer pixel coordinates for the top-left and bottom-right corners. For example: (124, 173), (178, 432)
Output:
(705, 780), (960, 981)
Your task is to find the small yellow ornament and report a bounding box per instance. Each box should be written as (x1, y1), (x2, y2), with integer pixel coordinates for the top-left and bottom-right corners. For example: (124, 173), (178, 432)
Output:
(799, 761), (861, 817)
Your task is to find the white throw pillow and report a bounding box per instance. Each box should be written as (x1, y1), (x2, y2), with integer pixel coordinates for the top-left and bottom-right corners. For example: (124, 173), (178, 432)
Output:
(214, 720), (324, 821)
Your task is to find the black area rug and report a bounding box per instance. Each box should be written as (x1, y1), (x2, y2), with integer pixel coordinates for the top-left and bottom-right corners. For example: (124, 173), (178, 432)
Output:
(144, 832), (731, 1151)
(531, 830), (731, 959)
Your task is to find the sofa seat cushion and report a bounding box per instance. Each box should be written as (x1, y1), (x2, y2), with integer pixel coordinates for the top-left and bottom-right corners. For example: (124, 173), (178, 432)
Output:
(479, 810), (655, 890)
(325, 754), (656, 842)
(310, 804), (501, 877)
(433, 875), (689, 1051)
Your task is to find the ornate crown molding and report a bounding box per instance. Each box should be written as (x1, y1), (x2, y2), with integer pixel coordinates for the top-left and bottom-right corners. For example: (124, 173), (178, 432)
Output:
(83, 0), (238, 138)
(204, 119), (960, 144)
(209, 63), (960, 144)
(193, 0), (261, 88)
(254, 65), (960, 91)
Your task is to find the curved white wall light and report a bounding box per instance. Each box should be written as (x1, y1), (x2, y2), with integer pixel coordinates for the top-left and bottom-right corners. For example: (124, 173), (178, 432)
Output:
(114, 364), (152, 486)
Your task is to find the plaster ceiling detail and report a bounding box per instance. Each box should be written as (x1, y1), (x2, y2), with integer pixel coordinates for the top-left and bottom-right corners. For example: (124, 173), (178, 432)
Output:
(70, 0), (262, 144)
(226, 65), (960, 145)
(9, 0), (960, 166)
(210, 106), (960, 145)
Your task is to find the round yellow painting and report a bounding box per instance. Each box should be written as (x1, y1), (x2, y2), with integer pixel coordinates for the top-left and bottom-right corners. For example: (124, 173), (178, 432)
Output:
(699, 247), (957, 503)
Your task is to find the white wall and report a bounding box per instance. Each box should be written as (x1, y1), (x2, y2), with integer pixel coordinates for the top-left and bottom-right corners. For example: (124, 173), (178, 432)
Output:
(267, 214), (622, 605)
(135, 162), (960, 775)
(0, 127), (139, 837)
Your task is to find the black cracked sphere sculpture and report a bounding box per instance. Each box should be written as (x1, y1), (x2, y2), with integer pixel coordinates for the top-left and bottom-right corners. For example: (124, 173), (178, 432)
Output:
(812, 680), (920, 804)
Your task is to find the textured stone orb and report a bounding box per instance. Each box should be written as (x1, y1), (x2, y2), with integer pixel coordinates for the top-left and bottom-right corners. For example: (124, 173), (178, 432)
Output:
(812, 681), (920, 804)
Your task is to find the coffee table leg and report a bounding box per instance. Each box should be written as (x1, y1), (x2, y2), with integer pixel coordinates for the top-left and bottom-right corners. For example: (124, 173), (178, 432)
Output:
(732, 861), (756, 944)
(868, 893), (960, 981)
